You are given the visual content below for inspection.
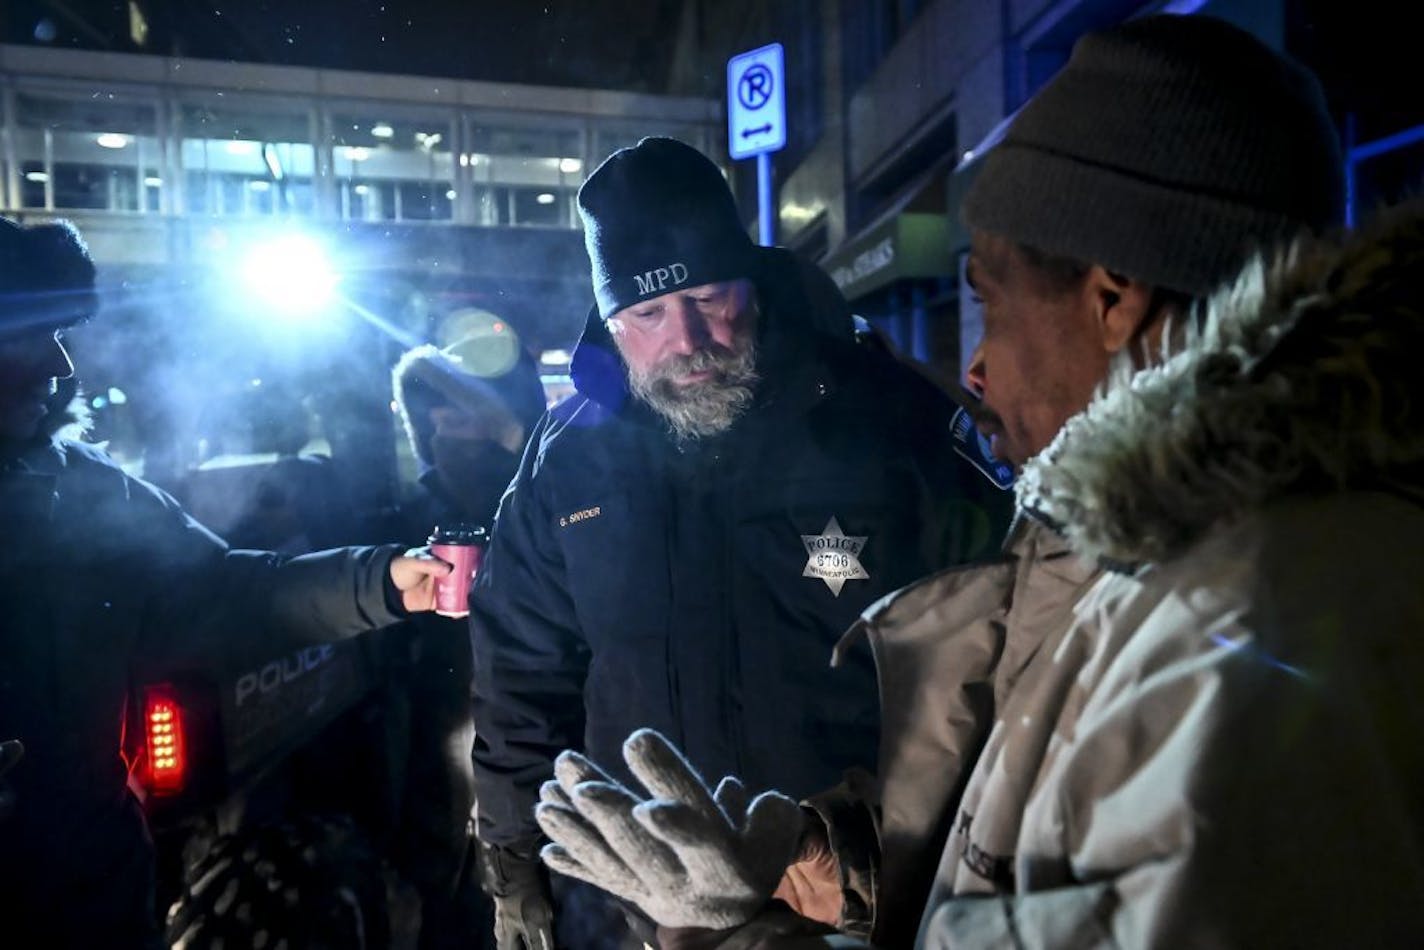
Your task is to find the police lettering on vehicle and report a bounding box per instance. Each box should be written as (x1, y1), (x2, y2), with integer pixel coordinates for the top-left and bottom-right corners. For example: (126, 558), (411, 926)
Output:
(632, 262), (689, 297)
(234, 644), (336, 707)
(801, 516), (869, 596)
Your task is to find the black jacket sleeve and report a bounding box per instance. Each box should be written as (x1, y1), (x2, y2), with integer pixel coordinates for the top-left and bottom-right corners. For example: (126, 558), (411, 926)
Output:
(865, 348), (1015, 568)
(468, 423), (590, 851)
(101, 452), (406, 663)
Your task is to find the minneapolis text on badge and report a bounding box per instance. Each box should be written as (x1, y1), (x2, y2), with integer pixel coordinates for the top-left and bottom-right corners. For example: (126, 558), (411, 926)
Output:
(801, 516), (869, 596)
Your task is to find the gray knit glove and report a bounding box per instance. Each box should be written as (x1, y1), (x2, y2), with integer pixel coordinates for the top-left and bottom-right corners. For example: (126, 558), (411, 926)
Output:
(535, 728), (805, 930)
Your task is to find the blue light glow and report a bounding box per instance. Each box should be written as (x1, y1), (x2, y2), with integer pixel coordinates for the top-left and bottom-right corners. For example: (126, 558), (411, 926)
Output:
(1209, 632), (1310, 680)
(238, 233), (338, 318)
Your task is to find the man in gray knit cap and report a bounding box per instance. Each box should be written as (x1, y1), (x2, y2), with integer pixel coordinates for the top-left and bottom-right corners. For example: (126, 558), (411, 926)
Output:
(957, 10), (1341, 469)
(529, 13), (1424, 949)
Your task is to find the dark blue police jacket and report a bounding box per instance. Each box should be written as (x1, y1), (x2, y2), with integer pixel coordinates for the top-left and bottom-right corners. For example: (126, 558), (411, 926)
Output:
(469, 248), (1012, 851)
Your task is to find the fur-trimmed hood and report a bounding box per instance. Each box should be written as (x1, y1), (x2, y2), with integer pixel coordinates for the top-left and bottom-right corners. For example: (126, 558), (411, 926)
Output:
(41, 377), (92, 442)
(391, 342), (546, 466)
(1018, 202), (1424, 567)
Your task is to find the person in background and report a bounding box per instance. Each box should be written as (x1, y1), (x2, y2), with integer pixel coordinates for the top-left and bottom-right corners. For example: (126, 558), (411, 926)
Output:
(469, 136), (1012, 949)
(0, 215), (449, 949)
(224, 382), (355, 553)
(380, 333), (548, 949)
(391, 332), (548, 542)
(531, 15), (1422, 950)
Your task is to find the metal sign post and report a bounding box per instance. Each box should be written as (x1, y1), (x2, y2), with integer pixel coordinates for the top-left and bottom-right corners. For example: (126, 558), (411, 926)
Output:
(727, 42), (786, 246)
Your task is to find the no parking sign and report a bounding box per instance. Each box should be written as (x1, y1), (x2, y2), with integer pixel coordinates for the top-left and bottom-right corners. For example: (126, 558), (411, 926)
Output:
(727, 43), (786, 160)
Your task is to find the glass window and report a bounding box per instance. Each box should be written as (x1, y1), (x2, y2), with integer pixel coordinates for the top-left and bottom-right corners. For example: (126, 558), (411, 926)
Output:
(14, 91), (160, 212)
(180, 103), (316, 217)
(591, 124), (707, 168)
(592, 127), (645, 166)
(464, 122), (581, 228)
(331, 112), (454, 222)
(513, 186), (569, 226)
(469, 184), (505, 226)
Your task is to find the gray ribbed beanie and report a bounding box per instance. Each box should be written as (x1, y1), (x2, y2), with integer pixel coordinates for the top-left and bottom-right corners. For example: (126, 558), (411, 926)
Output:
(963, 14), (1344, 297)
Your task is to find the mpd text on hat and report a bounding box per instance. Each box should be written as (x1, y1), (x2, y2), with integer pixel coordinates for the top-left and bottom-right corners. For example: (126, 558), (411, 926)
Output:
(633, 262), (690, 297)
(578, 137), (756, 319)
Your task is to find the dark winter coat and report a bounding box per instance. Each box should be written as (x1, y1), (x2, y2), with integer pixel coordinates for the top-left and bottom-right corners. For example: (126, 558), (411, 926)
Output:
(0, 436), (405, 947)
(470, 249), (1012, 851)
(378, 473), (485, 907)
(381, 344), (542, 905)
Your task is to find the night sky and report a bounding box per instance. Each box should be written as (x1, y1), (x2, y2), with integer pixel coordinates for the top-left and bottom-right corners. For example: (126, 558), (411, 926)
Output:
(3, 2), (1413, 119)
(4, 2), (1412, 131)
(4, 0), (690, 92)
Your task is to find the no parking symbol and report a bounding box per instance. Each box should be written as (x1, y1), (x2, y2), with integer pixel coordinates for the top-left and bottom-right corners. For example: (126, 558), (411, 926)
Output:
(727, 43), (786, 160)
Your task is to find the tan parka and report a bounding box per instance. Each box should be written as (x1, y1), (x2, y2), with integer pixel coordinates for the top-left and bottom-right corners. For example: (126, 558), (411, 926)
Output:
(728, 205), (1424, 948)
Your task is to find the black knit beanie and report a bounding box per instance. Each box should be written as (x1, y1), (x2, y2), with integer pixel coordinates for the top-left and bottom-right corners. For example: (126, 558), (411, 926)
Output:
(0, 216), (98, 335)
(963, 14), (1344, 297)
(578, 137), (758, 319)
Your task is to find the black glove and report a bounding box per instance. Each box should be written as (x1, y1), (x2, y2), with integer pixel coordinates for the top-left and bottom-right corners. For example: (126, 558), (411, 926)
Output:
(0, 740), (22, 823)
(479, 840), (555, 950)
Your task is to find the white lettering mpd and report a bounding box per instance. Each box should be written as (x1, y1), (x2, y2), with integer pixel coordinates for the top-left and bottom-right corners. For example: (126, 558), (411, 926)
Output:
(632, 261), (690, 297)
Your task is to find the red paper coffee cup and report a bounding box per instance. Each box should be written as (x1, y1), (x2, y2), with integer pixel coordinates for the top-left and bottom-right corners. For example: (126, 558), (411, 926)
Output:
(428, 524), (487, 619)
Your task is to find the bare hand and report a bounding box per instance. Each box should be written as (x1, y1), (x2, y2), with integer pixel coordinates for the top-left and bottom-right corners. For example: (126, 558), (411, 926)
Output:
(772, 815), (843, 926)
(388, 547), (453, 613)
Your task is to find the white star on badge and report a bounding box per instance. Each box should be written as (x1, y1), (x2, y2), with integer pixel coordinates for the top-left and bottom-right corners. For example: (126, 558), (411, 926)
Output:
(801, 516), (870, 597)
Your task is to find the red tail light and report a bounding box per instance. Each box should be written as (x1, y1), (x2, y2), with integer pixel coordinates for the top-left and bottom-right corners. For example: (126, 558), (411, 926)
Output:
(143, 685), (187, 796)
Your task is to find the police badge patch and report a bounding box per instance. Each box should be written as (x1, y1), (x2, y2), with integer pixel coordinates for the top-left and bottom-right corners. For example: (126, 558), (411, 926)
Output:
(950, 406), (1015, 490)
(802, 516), (869, 596)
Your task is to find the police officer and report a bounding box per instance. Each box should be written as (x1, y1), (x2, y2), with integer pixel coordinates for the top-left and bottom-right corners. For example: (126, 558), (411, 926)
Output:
(469, 137), (1011, 949)
(0, 216), (449, 948)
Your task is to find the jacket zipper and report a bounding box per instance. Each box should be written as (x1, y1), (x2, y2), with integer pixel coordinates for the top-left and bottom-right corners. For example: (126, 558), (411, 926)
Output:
(664, 451), (685, 748)
(716, 444), (745, 779)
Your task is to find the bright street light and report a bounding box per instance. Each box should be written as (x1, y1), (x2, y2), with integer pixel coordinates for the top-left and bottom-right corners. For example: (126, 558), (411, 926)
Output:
(238, 233), (339, 318)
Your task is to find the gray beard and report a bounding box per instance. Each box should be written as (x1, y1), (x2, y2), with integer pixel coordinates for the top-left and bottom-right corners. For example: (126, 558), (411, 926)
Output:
(627, 340), (759, 442)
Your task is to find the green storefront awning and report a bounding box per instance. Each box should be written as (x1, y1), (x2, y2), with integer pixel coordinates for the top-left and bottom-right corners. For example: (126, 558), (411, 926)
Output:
(823, 212), (952, 300)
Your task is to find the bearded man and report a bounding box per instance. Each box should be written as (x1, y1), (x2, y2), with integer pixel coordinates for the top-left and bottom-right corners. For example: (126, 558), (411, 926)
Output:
(467, 137), (1011, 949)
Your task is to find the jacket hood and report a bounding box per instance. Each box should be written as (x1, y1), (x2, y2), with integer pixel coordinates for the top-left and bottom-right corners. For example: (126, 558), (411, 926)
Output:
(1018, 201), (1424, 567)
(1, 381), (91, 464)
(41, 378), (92, 441)
(392, 343), (547, 466)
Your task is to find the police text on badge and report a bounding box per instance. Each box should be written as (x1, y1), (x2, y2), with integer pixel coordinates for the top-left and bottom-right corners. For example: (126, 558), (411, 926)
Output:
(802, 516), (869, 596)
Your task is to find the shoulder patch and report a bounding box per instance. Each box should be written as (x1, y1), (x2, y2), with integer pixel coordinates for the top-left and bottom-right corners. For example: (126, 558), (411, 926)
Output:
(951, 406), (1015, 490)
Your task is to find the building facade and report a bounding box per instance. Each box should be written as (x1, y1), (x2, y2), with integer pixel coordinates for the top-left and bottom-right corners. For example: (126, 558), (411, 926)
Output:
(0, 41), (717, 338)
(761, 0), (1286, 384)
(0, 42), (717, 524)
(728, 0), (1417, 385)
